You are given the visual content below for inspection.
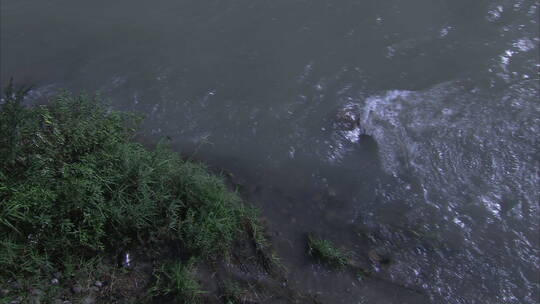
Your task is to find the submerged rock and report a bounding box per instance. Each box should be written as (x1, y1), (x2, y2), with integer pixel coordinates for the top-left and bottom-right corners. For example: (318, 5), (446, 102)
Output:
(335, 106), (361, 131)
(368, 249), (390, 265)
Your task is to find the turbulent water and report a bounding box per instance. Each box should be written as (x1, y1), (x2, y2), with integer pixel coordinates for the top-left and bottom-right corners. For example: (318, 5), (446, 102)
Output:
(1, 0), (539, 303)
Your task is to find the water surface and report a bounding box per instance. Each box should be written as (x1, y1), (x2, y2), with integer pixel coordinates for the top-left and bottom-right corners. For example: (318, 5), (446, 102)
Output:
(1, 1), (539, 303)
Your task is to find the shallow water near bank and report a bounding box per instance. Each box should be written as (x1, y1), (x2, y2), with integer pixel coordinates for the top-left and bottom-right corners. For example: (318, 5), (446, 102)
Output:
(1, 0), (539, 303)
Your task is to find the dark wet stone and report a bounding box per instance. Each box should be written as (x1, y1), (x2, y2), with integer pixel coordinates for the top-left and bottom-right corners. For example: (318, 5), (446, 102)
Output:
(358, 134), (379, 153)
(335, 108), (360, 131)
(368, 250), (390, 264)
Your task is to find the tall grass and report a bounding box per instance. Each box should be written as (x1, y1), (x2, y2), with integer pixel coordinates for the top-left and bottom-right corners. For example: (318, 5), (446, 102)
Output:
(0, 81), (254, 301)
(151, 259), (204, 303)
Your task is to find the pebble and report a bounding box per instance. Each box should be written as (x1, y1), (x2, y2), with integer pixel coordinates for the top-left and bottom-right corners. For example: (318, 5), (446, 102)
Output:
(71, 284), (83, 294)
(51, 278), (59, 285)
(10, 281), (22, 290)
(328, 189), (337, 197)
(89, 286), (99, 292)
(30, 288), (42, 296)
(94, 281), (103, 288)
(81, 296), (96, 304)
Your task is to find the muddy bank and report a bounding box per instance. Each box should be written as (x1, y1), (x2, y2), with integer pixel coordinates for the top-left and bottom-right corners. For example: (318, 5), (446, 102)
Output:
(1, 93), (429, 304)
(166, 109), (432, 304)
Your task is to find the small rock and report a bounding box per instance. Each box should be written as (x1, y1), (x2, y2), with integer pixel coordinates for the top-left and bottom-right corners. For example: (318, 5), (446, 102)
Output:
(51, 278), (59, 285)
(10, 281), (22, 290)
(346, 258), (360, 268)
(335, 107), (360, 131)
(94, 281), (102, 288)
(71, 284), (83, 294)
(81, 296), (96, 304)
(368, 250), (390, 264)
(30, 288), (42, 296)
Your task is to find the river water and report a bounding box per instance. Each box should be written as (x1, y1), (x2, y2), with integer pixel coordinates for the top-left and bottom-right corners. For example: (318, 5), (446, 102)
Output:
(1, 1), (539, 303)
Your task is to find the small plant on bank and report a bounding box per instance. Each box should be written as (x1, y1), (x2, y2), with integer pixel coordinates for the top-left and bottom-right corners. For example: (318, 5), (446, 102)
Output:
(151, 260), (204, 303)
(307, 236), (349, 268)
(245, 213), (285, 274)
(220, 279), (245, 304)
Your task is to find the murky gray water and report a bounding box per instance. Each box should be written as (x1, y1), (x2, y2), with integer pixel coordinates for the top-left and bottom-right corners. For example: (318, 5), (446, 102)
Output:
(2, 0), (539, 303)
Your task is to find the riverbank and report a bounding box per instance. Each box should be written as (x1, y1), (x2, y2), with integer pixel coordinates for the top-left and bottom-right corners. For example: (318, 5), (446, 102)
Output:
(1, 85), (374, 303)
(0, 84), (432, 304)
(0, 84), (269, 303)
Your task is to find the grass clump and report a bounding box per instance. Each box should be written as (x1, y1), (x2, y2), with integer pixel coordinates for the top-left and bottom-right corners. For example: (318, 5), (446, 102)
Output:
(307, 236), (349, 268)
(220, 279), (245, 304)
(0, 82), (257, 301)
(151, 260), (204, 303)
